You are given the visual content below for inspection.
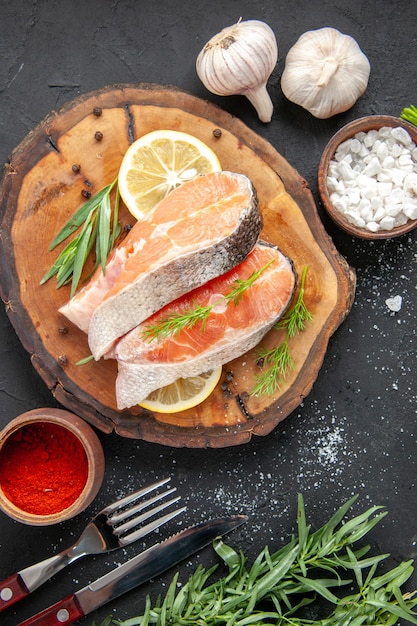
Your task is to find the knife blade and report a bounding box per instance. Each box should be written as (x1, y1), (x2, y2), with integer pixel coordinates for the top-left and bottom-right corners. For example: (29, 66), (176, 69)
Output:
(17, 515), (247, 626)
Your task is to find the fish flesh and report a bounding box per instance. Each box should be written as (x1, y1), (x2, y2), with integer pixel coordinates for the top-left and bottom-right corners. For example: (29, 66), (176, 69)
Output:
(112, 241), (297, 409)
(59, 171), (262, 358)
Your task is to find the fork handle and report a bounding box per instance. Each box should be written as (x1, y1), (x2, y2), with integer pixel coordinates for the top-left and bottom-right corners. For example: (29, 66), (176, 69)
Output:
(17, 594), (84, 625)
(0, 552), (75, 612)
(0, 574), (29, 610)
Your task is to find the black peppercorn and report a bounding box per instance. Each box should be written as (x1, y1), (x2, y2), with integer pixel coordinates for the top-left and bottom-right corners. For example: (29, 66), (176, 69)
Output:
(93, 107), (102, 117)
(213, 128), (222, 138)
(72, 164), (81, 173)
(81, 189), (91, 198)
(95, 131), (103, 141)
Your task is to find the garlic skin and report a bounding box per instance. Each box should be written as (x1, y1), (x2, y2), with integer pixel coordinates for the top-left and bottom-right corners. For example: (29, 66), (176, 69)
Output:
(281, 27), (370, 119)
(196, 20), (278, 123)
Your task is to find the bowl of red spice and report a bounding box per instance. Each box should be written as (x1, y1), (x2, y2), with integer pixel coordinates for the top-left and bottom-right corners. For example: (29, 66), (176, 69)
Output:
(0, 408), (105, 525)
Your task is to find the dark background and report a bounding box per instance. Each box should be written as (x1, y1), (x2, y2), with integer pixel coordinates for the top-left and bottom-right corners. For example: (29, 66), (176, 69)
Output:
(0, 1), (416, 624)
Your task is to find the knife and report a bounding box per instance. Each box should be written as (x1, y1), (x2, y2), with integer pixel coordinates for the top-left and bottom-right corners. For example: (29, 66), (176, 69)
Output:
(17, 515), (247, 626)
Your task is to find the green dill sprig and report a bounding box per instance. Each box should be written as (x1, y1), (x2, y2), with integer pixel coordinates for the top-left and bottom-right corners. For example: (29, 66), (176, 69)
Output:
(96, 494), (417, 626)
(142, 259), (274, 343)
(400, 104), (417, 127)
(252, 265), (312, 397)
(276, 265), (312, 337)
(40, 177), (120, 297)
(252, 336), (296, 397)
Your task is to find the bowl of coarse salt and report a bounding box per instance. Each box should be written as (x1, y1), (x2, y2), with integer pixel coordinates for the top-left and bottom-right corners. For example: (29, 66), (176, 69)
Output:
(318, 115), (417, 239)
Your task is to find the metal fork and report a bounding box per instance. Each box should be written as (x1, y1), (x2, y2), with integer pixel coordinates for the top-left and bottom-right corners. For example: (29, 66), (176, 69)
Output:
(0, 478), (185, 611)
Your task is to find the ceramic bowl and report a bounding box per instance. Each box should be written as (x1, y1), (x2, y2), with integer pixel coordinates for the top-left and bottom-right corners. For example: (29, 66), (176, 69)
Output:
(318, 115), (417, 239)
(0, 408), (105, 525)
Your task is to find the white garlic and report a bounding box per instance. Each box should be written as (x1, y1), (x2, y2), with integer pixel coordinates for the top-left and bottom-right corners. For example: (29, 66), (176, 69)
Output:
(196, 19), (278, 123)
(281, 27), (370, 119)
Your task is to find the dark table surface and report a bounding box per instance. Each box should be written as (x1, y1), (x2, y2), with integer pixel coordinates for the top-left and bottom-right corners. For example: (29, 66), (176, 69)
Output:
(0, 1), (416, 624)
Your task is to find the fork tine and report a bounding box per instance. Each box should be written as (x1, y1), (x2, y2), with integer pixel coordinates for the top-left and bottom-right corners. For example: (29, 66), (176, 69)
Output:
(101, 477), (171, 515)
(112, 495), (181, 535)
(109, 487), (178, 525)
(117, 505), (187, 547)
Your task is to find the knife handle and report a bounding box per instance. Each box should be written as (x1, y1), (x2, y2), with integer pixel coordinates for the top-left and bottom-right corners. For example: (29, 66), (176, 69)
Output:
(0, 573), (29, 611)
(17, 594), (84, 625)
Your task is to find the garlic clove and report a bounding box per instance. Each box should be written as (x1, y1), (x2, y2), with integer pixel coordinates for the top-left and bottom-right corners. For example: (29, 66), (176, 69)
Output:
(196, 19), (278, 123)
(281, 27), (370, 119)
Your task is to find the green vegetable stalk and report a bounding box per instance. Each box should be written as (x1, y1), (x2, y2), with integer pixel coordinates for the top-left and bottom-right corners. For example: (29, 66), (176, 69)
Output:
(400, 105), (417, 127)
(94, 494), (417, 626)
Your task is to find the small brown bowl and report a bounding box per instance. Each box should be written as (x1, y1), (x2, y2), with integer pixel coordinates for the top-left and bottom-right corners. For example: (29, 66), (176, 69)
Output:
(318, 115), (417, 239)
(0, 408), (105, 525)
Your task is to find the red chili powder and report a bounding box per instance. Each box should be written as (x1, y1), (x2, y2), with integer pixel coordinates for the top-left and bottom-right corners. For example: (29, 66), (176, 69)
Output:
(0, 422), (88, 515)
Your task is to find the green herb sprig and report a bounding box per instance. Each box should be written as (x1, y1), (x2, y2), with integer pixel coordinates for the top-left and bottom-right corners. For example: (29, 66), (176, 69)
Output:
(400, 105), (417, 127)
(252, 265), (312, 397)
(142, 260), (274, 343)
(94, 494), (417, 626)
(40, 177), (120, 297)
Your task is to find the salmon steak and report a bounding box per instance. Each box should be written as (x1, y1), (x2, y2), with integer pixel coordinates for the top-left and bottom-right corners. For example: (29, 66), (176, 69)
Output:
(112, 241), (297, 409)
(59, 171), (262, 359)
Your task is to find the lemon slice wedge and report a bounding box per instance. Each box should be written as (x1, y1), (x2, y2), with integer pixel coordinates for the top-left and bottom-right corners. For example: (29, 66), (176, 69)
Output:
(139, 366), (223, 414)
(118, 129), (222, 220)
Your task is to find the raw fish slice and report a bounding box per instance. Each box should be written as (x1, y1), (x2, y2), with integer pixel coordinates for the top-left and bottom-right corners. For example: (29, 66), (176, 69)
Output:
(86, 171), (262, 359)
(113, 241), (297, 409)
(60, 171), (259, 336)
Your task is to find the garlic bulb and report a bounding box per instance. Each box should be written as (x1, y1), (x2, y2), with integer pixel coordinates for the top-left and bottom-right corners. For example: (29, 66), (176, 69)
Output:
(196, 19), (278, 123)
(281, 27), (370, 119)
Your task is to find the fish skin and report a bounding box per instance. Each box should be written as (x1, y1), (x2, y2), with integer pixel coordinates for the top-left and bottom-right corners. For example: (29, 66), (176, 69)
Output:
(113, 242), (297, 410)
(88, 172), (262, 360)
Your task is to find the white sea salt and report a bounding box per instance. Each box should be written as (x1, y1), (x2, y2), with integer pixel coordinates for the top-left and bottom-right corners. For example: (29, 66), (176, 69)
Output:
(326, 126), (417, 232)
(385, 295), (403, 312)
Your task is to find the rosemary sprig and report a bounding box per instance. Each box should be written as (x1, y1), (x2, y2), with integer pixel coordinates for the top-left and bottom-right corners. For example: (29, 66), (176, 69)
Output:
(96, 494), (417, 626)
(142, 260), (274, 343)
(400, 104), (417, 127)
(252, 265), (312, 397)
(40, 177), (120, 297)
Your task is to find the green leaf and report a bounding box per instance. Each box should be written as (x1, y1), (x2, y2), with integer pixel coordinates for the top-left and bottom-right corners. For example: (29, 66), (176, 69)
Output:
(313, 494), (359, 545)
(111, 186), (121, 248)
(98, 190), (111, 271)
(70, 213), (95, 297)
(372, 560), (415, 590)
(293, 574), (349, 604)
(214, 536), (242, 569)
(50, 184), (112, 250)
(296, 493), (309, 552)
(334, 508), (386, 545)
(367, 597), (417, 623)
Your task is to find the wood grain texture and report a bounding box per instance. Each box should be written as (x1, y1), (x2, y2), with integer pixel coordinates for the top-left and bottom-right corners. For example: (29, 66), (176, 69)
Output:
(0, 84), (356, 448)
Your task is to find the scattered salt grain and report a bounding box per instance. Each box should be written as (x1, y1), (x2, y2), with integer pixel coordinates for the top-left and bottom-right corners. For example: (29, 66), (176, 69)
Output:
(385, 295), (403, 312)
(326, 126), (417, 232)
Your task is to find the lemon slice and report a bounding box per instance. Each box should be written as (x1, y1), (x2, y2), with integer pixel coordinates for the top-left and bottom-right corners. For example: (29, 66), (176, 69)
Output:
(118, 129), (222, 220)
(139, 366), (223, 414)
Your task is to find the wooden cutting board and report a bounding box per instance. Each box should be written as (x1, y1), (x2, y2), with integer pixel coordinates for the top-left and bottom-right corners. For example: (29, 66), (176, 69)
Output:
(0, 84), (355, 448)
